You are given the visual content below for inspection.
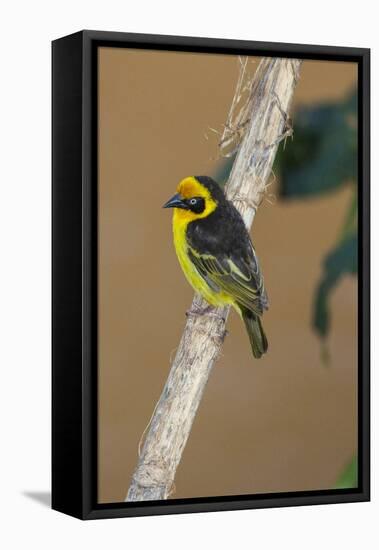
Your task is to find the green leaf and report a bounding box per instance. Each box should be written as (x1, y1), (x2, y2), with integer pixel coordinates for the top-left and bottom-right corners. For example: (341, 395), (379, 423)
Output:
(335, 456), (358, 489)
(313, 233), (358, 338)
(338, 192), (357, 242)
(275, 90), (357, 199)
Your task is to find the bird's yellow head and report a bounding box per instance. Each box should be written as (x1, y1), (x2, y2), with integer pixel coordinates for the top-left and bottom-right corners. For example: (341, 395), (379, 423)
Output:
(163, 176), (222, 224)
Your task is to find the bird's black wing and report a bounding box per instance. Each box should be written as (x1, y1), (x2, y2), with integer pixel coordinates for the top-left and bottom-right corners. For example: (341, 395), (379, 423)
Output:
(186, 203), (268, 315)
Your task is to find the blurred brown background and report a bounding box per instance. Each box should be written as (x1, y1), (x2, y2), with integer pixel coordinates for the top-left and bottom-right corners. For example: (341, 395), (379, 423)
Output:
(98, 48), (358, 503)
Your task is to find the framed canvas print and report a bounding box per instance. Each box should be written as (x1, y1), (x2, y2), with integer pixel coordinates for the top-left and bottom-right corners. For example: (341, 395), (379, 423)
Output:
(52, 30), (370, 520)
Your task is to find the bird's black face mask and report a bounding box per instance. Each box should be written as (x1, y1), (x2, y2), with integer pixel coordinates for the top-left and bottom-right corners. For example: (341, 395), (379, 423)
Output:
(163, 194), (205, 214)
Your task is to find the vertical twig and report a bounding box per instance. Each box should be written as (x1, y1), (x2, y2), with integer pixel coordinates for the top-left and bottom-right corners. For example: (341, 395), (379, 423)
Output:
(126, 58), (302, 501)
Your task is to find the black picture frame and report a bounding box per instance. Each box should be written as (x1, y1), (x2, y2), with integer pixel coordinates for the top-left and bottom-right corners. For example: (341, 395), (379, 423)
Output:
(52, 30), (370, 520)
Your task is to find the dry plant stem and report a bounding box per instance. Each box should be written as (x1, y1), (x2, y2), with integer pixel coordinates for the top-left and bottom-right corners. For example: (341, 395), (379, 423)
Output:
(126, 58), (302, 501)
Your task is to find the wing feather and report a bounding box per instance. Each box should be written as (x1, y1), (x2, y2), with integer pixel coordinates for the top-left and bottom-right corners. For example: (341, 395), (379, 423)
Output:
(188, 246), (268, 314)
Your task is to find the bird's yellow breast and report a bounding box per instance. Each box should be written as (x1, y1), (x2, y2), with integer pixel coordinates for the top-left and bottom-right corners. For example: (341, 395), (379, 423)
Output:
(172, 211), (233, 308)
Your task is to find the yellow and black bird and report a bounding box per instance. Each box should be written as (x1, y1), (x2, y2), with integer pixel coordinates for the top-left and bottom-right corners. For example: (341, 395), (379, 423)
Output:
(163, 176), (268, 358)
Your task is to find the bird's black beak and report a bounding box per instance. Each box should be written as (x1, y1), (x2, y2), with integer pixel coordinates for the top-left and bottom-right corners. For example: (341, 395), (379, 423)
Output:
(162, 193), (189, 210)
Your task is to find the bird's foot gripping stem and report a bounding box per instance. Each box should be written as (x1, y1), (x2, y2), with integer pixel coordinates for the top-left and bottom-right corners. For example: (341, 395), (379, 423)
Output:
(186, 302), (226, 323)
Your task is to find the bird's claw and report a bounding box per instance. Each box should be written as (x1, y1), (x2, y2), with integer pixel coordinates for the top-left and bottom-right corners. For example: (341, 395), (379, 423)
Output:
(186, 304), (226, 322)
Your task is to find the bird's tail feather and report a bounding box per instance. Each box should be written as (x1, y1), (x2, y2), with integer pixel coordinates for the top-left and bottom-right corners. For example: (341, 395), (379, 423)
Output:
(241, 308), (268, 359)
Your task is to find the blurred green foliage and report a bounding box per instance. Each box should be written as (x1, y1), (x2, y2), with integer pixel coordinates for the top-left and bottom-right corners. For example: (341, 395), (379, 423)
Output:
(335, 456), (358, 489)
(275, 90), (358, 344)
(214, 156), (234, 188)
(279, 91), (359, 491)
(214, 89), (359, 489)
(314, 233), (358, 339)
(274, 91), (357, 198)
(215, 89), (358, 345)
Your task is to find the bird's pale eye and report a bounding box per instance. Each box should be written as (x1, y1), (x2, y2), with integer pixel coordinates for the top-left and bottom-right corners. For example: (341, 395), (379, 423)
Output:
(186, 196), (205, 214)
